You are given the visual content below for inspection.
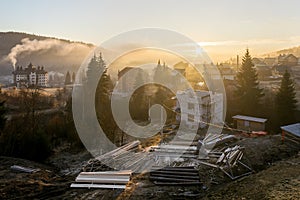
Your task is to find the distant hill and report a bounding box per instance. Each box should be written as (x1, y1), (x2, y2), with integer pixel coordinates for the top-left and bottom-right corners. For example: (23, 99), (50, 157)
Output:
(0, 32), (95, 75)
(262, 46), (300, 57)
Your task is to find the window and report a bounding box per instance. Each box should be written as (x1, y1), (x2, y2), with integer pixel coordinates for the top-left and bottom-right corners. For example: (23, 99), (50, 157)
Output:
(188, 114), (194, 122)
(188, 103), (194, 110)
(244, 121), (250, 127)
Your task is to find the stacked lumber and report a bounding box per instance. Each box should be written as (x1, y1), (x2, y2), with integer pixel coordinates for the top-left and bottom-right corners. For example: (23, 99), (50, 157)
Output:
(70, 170), (132, 189)
(150, 143), (198, 166)
(150, 166), (201, 185)
(83, 140), (155, 172)
(216, 145), (244, 167)
(199, 133), (237, 147)
(193, 145), (252, 180)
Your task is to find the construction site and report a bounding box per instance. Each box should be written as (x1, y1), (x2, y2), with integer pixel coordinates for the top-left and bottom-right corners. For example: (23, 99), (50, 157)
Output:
(0, 123), (299, 200)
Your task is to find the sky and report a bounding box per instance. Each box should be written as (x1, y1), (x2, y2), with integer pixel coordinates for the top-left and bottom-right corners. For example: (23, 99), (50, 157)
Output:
(1, 0), (300, 62)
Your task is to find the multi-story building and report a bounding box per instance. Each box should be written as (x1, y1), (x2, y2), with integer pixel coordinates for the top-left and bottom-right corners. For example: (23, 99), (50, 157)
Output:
(175, 89), (223, 129)
(12, 63), (48, 88)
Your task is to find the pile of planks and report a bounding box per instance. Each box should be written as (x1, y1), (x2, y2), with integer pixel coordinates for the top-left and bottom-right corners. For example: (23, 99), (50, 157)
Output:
(149, 166), (201, 185)
(83, 140), (154, 172)
(70, 170), (132, 189)
(194, 145), (252, 180)
(216, 145), (244, 167)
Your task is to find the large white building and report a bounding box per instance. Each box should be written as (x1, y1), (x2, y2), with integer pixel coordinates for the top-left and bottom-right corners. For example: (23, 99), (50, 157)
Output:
(175, 89), (223, 129)
(12, 63), (48, 88)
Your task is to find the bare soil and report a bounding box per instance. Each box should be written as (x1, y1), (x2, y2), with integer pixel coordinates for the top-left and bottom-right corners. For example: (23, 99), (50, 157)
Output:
(0, 135), (299, 200)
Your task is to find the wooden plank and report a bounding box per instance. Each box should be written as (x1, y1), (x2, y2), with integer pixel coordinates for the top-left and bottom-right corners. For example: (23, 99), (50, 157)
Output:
(77, 175), (130, 180)
(169, 141), (198, 146)
(10, 165), (39, 173)
(70, 183), (126, 189)
(150, 173), (199, 180)
(153, 149), (197, 153)
(154, 145), (197, 151)
(150, 171), (199, 176)
(149, 176), (199, 182)
(75, 177), (129, 184)
(151, 167), (197, 172)
(154, 153), (197, 158)
(79, 170), (132, 176)
(190, 159), (219, 168)
(153, 181), (202, 186)
(95, 140), (140, 161)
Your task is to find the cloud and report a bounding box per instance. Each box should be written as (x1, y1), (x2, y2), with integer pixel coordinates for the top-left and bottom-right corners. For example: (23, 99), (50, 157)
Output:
(5, 38), (92, 68)
(198, 36), (300, 47)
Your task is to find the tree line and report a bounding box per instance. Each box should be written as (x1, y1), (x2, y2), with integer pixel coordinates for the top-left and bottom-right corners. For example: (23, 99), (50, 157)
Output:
(229, 49), (298, 132)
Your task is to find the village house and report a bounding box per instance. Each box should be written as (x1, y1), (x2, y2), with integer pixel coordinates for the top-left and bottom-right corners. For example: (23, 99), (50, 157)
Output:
(280, 123), (300, 143)
(175, 89), (223, 129)
(278, 54), (298, 66)
(217, 64), (236, 81)
(232, 115), (267, 132)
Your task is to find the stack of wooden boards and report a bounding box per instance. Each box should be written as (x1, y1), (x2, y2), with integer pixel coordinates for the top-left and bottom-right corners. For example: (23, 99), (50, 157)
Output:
(150, 140), (198, 166)
(194, 145), (253, 180)
(70, 170), (132, 189)
(83, 140), (154, 172)
(149, 166), (201, 185)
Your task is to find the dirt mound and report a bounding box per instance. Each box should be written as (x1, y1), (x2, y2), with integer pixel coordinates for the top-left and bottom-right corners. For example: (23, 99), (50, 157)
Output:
(203, 153), (300, 200)
(0, 156), (70, 199)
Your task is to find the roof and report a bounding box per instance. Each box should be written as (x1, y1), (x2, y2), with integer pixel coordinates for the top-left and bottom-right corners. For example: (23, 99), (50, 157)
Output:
(174, 61), (188, 70)
(280, 123), (300, 138)
(232, 115), (267, 123)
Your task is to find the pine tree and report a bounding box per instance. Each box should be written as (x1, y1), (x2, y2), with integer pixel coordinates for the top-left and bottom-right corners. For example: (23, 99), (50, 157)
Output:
(0, 101), (7, 131)
(235, 49), (264, 116)
(134, 68), (145, 89)
(72, 72), (76, 83)
(153, 60), (171, 85)
(65, 71), (71, 85)
(275, 69), (298, 126)
(86, 53), (106, 87)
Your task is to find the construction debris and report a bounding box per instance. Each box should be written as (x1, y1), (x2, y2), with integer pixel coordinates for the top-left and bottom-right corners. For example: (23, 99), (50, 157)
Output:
(83, 140), (154, 172)
(150, 166), (201, 185)
(199, 133), (237, 148)
(70, 170), (132, 189)
(196, 145), (253, 180)
(10, 165), (40, 173)
(75, 134), (252, 190)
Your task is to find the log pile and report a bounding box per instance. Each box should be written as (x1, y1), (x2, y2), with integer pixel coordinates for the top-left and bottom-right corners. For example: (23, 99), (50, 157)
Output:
(149, 166), (201, 185)
(70, 170), (132, 189)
